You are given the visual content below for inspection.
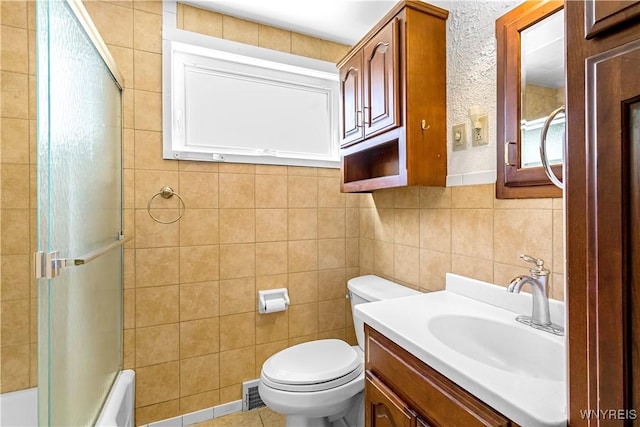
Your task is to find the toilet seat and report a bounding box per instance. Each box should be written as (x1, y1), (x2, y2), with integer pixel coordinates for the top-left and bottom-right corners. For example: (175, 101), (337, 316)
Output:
(261, 339), (362, 392)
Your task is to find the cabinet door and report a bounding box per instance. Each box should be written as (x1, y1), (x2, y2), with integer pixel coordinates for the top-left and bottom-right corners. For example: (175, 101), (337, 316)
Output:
(340, 50), (364, 146)
(363, 19), (399, 137)
(585, 0), (640, 38)
(366, 372), (416, 427)
(566, 1), (640, 423)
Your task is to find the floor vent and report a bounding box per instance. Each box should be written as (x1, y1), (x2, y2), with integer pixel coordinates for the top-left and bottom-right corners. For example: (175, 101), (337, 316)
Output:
(242, 379), (266, 411)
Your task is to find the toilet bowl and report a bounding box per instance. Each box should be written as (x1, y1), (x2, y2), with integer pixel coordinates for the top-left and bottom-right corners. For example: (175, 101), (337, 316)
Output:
(259, 275), (419, 427)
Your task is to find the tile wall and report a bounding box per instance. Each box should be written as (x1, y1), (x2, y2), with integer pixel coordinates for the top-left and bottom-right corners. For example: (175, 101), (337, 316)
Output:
(0, 1), (564, 426)
(0, 0), (38, 393)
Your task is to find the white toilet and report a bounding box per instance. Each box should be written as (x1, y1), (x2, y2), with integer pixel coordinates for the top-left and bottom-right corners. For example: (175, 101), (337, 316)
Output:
(258, 275), (420, 427)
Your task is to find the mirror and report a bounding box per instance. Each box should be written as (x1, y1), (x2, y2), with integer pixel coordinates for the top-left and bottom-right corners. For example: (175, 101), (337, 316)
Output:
(496, 0), (564, 199)
(520, 9), (565, 169)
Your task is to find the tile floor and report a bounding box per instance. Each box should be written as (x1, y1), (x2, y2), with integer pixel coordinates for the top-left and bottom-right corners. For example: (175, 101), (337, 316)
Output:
(193, 407), (286, 427)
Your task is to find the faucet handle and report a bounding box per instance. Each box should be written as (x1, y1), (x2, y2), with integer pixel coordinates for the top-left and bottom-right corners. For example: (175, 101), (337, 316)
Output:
(519, 254), (550, 275)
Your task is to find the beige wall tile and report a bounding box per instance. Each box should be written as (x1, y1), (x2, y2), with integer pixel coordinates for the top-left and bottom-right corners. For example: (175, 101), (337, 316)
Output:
(374, 208), (395, 243)
(420, 209), (451, 252)
(1, 345), (30, 392)
(135, 361), (180, 407)
(133, 1), (163, 15)
(123, 87), (134, 128)
(134, 209), (180, 248)
(179, 171), (218, 209)
(1, 209), (29, 254)
(134, 90), (162, 131)
(134, 130), (176, 171)
(84, 2), (133, 48)
(288, 240), (318, 273)
(220, 312), (255, 351)
(288, 208), (317, 240)
(219, 277), (255, 316)
(255, 165), (287, 175)
(394, 245), (419, 287)
(1, 2), (27, 28)
(179, 390), (220, 415)
(222, 15), (259, 45)
(182, 4), (222, 37)
(255, 312), (288, 345)
(1, 25), (28, 73)
(1, 164), (29, 209)
(179, 160), (218, 173)
(551, 273), (564, 301)
(219, 173), (255, 208)
(318, 177), (345, 208)
(256, 242), (288, 276)
(346, 208), (359, 238)
(1, 299), (30, 346)
(493, 209), (552, 265)
(219, 209), (255, 243)
(135, 285), (179, 327)
(318, 268), (346, 301)
(493, 263), (529, 289)
(28, 74), (35, 119)
(346, 238), (359, 268)
(180, 245), (220, 283)
(553, 209), (564, 275)
(180, 281), (219, 321)
(219, 163), (255, 174)
(108, 45), (133, 88)
(27, 29), (34, 75)
(288, 302), (318, 337)
(394, 209), (419, 247)
(318, 239), (345, 270)
(135, 247), (179, 287)
(451, 254), (494, 283)
(180, 354), (220, 396)
(219, 347), (255, 388)
(318, 299), (345, 332)
(179, 209), (219, 246)
(420, 186), (451, 208)
(219, 244), (255, 280)
(255, 174), (287, 208)
(219, 385), (243, 405)
(1, 71), (28, 119)
(123, 289), (135, 329)
(494, 197), (553, 210)
(374, 240), (394, 278)
(288, 175), (317, 208)
(451, 209), (493, 259)
(291, 33), (349, 63)
(134, 169), (179, 208)
(288, 333), (318, 347)
(288, 271), (318, 305)
(256, 209), (287, 242)
(134, 9), (161, 52)
(123, 249), (135, 289)
(394, 187), (420, 208)
(1, 118), (29, 164)
(123, 128), (135, 169)
(1, 255), (30, 300)
(180, 317), (220, 358)
(318, 208), (346, 239)
(451, 184), (494, 209)
(123, 329), (135, 369)
(372, 188), (395, 208)
(258, 25), (291, 53)
(419, 249), (450, 292)
(359, 209), (375, 239)
(135, 323), (179, 367)
(133, 50), (161, 92)
(136, 400), (180, 427)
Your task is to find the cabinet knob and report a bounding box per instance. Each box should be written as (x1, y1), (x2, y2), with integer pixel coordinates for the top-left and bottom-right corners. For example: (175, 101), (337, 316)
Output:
(421, 120), (430, 130)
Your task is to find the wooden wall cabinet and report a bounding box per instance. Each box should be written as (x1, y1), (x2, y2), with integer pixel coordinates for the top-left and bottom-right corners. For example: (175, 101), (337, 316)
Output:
(337, 1), (448, 193)
(365, 326), (517, 427)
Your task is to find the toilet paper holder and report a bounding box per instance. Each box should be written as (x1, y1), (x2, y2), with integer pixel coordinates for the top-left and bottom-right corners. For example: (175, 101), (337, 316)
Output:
(258, 288), (290, 314)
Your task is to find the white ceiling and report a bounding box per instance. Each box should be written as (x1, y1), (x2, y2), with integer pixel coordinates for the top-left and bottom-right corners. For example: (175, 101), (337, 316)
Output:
(184, 0), (399, 45)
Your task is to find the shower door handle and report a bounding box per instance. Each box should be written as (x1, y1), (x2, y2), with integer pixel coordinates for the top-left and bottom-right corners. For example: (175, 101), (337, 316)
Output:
(34, 233), (127, 279)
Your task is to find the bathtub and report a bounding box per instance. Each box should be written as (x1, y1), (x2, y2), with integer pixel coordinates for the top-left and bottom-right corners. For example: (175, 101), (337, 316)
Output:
(0, 370), (135, 427)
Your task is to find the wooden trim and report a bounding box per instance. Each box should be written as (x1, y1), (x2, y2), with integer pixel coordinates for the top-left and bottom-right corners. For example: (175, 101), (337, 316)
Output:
(585, 1), (640, 39)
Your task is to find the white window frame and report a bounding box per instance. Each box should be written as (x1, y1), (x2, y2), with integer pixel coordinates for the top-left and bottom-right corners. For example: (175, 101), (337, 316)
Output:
(162, 2), (341, 168)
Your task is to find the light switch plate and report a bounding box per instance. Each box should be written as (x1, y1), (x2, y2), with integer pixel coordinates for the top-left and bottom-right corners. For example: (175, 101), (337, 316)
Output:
(452, 123), (466, 151)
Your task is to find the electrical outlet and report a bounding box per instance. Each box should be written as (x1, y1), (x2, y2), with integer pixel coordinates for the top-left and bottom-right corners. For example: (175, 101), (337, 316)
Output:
(471, 114), (488, 146)
(452, 123), (466, 151)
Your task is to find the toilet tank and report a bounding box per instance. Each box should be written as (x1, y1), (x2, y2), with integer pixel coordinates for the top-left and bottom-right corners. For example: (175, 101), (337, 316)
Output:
(347, 275), (420, 350)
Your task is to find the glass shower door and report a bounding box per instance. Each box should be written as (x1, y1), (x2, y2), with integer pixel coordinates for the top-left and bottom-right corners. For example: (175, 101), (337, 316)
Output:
(36, 1), (124, 425)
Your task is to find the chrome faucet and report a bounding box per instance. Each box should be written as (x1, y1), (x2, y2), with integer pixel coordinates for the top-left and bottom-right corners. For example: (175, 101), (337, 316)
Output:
(507, 254), (564, 336)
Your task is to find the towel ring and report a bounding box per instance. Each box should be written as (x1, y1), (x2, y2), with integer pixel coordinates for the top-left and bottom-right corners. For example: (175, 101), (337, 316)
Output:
(147, 186), (185, 224)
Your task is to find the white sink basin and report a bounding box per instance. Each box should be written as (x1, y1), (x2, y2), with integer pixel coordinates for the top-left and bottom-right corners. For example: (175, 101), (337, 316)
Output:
(428, 314), (564, 381)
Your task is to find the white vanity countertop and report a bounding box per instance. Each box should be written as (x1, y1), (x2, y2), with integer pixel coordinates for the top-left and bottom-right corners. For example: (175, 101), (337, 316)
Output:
(355, 273), (567, 427)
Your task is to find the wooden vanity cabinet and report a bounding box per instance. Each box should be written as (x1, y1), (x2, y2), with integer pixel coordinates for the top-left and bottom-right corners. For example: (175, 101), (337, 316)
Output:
(337, 1), (448, 192)
(365, 325), (518, 427)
